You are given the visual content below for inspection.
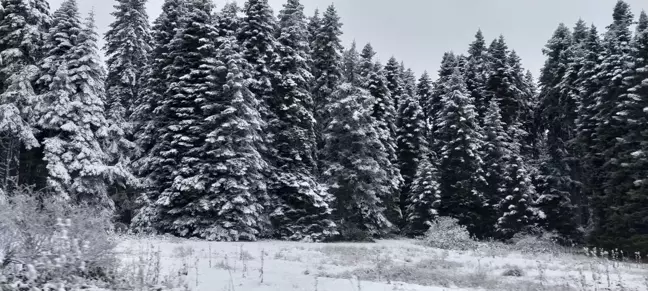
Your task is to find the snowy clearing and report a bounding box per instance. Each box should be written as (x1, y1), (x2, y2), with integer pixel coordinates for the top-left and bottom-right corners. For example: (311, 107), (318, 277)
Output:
(116, 236), (648, 291)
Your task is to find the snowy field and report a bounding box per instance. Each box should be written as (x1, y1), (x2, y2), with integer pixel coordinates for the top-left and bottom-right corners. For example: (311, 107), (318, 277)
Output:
(115, 236), (648, 291)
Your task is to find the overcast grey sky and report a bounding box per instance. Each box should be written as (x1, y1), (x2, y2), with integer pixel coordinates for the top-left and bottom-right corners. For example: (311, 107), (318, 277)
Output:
(48, 0), (648, 80)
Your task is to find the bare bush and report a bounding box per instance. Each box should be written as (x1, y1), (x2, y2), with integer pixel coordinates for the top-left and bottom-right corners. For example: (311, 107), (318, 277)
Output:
(421, 217), (477, 251)
(0, 190), (118, 290)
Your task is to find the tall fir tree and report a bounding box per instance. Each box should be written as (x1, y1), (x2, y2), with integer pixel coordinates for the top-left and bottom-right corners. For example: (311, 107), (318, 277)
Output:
(238, 0), (279, 124)
(268, 0), (337, 242)
(536, 22), (581, 242)
(610, 10), (648, 254)
(321, 82), (394, 239)
(428, 52), (457, 151)
(480, 100), (512, 238)
(397, 91), (428, 226)
(131, 0), (186, 231)
(342, 41), (360, 87)
(151, 0), (219, 238)
(311, 5), (343, 138)
(103, 0), (152, 223)
(415, 71), (433, 115)
(573, 26), (602, 226)
(0, 0), (51, 193)
(38, 3), (119, 210)
(201, 10), (269, 241)
(588, 0), (636, 251)
(436, 68), (487, 237)
(384, 57), (403, 109)
(366, 63), (402, 227)
(404, 153), (440, 236)
(464, 30), (489, 123)
(104, 0), (152, 122)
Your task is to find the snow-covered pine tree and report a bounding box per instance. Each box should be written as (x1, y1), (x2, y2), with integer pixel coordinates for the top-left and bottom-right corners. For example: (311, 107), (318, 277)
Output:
(151, 0), (220, 238)
(464, 30), (489, 123)
(268, 0), (337, 242)
(480, 100), (512, 238)
(401, 66), (417, 100)
(201, 26), (268, 241)
(573, 26), (602, 223)
(496, 154), (537, 240)
(588, 0), (636, 251)
(611, 10), (648, 254)
(103, 0), (152, 224)
(534, 22), (583, 242)
(589, 6), (648, 253)
(358, 43), (376, 85)
(342, 41), (361, 87)
(104, 0), (151, 123)
(310, 4), (343, 144)
(239, 0), (279, 125)
(307, 9), (320, 45)
(397, 91), (428, 225)
(321, 82), (393, 239)
(366, 63), (403, 228)
(131, 0), (185, 231)
(428, 52), (457, 152)
(215, 2), (240, 41)
(484, 36), (523, 129)
(38, 3), (119, 211)
(384, 57), (403, 110)
(436, 68), (487, 237)
(404, 152), (440, 236)
(0, 0), (51, 193)
(415, 71), (433, 115)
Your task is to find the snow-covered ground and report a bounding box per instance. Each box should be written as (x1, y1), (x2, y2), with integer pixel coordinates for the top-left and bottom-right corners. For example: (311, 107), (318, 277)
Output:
(115, 236), (648, 291)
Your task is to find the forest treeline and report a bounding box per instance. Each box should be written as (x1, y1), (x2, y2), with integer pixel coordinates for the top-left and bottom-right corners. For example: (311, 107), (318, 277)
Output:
(0, 0), (647, 254)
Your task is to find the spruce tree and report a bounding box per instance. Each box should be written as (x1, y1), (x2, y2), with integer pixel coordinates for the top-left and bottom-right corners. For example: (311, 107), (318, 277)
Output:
(307, 9), (320, 45)
(342, 41), (360, 86)
(436, 68), (487, 237)
(415, 71), (432, 114)
(480, 100), (512, 238)
(588, 0), (636, 251)
(131, 0), (185, 231)
(428, 52), (457, 151)
(367, 64), (402, 227)
(384, 57), (403, 109)
(201, 18), (269, 241)
(268, 0), (336, 242)
(38, 4), (117, 210)
(151, 0), (219, 238)
(311, 5), (343, 134)
(535, 23), (581, 242)
(496, 154), (537, 240)
(485, 36), (522, 128)
(0, 0), (51, 192)
(321, 83), (394, 239)
(239, 0), (279, 123)
(397, 92), (427, 225)
(104, 0), (152, 122)
(103, 0), (152, 223)
(612, 10), (648, 253)
(405, 153), (440, 236)
(465, 30), (489, 122)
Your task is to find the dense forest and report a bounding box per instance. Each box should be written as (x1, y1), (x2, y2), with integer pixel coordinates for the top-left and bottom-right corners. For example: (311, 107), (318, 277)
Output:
(0, 0), (647, 255)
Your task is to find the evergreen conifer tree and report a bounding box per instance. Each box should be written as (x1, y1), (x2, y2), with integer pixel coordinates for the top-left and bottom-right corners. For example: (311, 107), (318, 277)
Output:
(151, 0), (219, 237)
(131, 0), (185, 231)
(436, 68), (487, 237)
(0, 0), (51, 192)
(268, 0), (337, 242)
(38, 3), (118, 210)
(404, 153), (440, 236)
(321, 82), (394, 239)
(397, 92), (428, 224)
